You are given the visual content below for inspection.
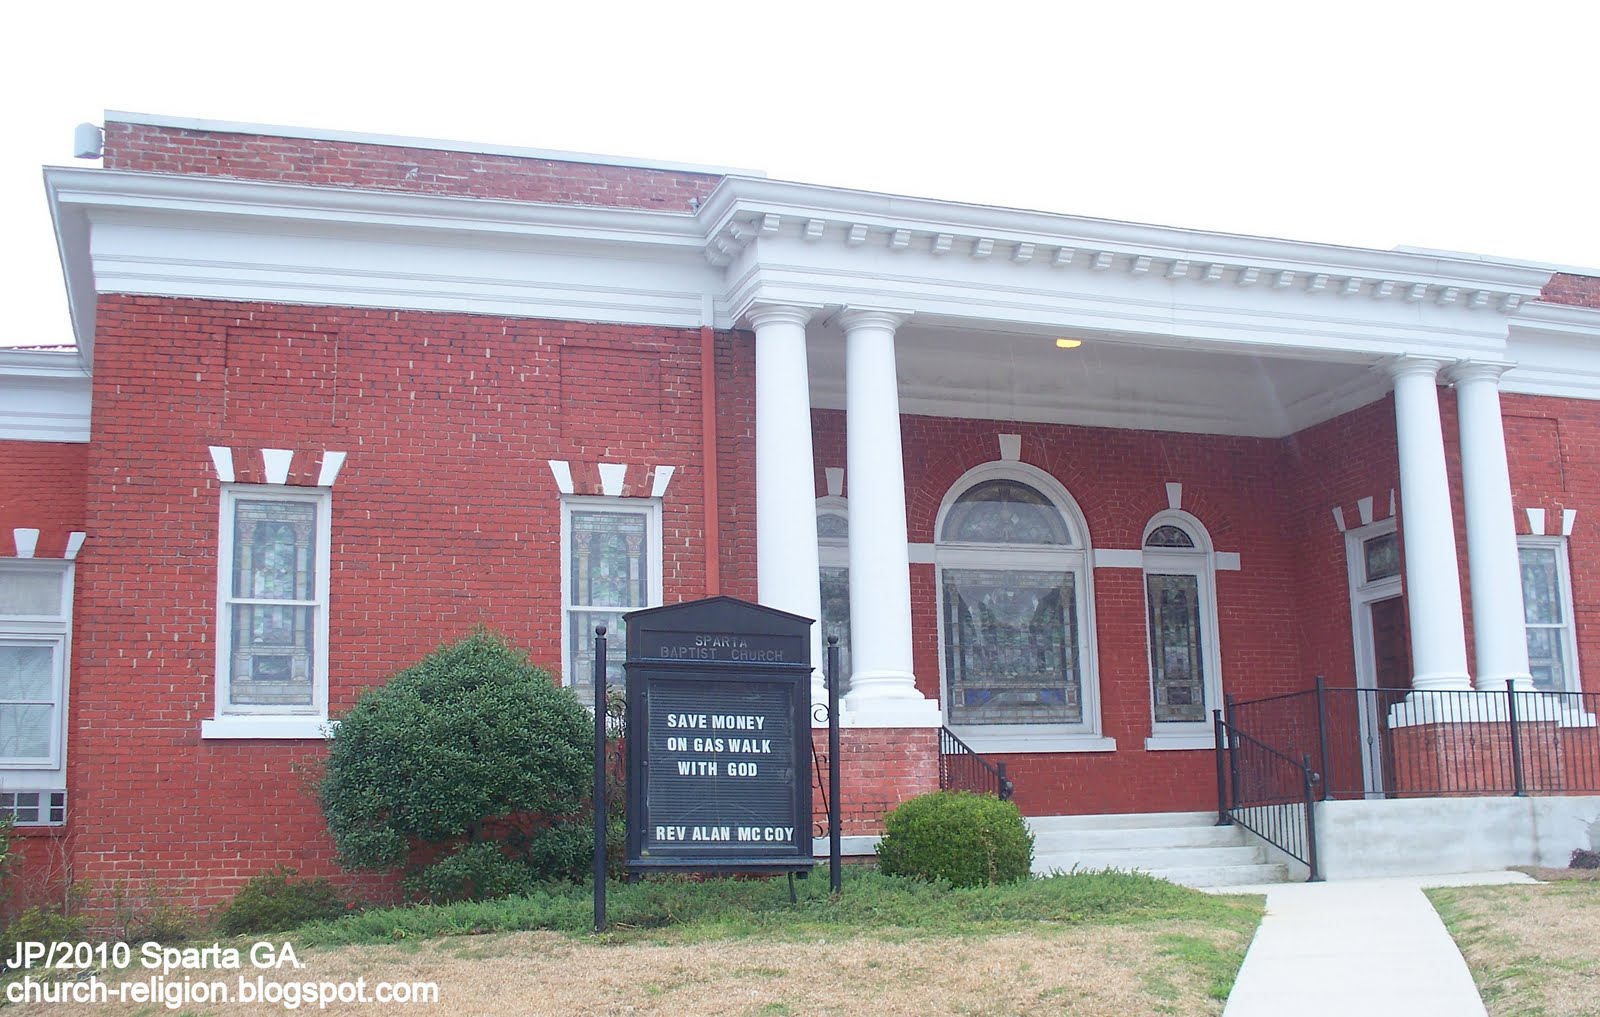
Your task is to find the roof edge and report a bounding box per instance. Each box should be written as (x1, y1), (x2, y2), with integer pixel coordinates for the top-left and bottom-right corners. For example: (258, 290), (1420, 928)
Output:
(103, 110), (768, 179)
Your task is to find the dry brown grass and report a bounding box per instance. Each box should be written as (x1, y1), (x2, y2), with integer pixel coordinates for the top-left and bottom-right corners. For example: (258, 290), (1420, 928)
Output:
(1429, 882), (1600, 1017)
(3, 920), (1249, 1017)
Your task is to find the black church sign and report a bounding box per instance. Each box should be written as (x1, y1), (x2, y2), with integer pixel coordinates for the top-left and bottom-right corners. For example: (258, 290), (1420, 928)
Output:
(623, 597), (815, 875)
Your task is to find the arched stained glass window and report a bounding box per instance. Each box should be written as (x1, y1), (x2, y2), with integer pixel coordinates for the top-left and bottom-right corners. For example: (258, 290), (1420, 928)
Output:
(1141, 512), (1223, 743)
(940, 480), (1072, 545)
(1145, 525), (1195, 549)
(936, 467), (1095, 739)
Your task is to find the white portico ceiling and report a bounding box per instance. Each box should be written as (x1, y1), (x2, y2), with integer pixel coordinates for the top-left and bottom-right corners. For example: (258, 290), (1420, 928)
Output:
(806, 321), (1389, 439)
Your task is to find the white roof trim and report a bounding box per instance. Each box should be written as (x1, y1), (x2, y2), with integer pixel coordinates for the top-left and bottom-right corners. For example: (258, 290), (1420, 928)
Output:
(104, 110), (767, 179)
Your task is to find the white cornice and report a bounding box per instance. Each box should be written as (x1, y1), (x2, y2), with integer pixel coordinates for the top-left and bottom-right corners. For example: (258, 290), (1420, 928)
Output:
(1503, 300), (1600, 401)
(0, 351), (90, 442)
(697, 177), (1553, 299)
(47, 165), (1564, 377)
(105, 110), (766, 178)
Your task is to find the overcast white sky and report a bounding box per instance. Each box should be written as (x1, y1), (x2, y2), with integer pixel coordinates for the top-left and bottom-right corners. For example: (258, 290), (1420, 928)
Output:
(5, 0), (1598, 348)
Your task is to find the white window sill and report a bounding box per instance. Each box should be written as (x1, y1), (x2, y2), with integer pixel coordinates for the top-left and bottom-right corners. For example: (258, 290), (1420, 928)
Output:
(951, 732), (1118, 754)
(201, 717), (332, 740)
(1144, 732), (1217, 752)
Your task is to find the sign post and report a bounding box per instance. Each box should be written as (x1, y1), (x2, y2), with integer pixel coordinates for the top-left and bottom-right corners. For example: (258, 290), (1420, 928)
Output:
(624, 597), (815, 878)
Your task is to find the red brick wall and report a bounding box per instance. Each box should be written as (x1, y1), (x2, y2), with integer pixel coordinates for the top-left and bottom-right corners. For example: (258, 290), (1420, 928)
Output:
(70, 295), (749, 909)
(101, 121), (722, 211)
(0, 441), (87, 556)
(812, 410), (1311, 816)
(1280, 396), (1404, 686)
(811, 729), (939, 837)
(1541, 273), (1600, 309)
(1502, 393), (1600, 695)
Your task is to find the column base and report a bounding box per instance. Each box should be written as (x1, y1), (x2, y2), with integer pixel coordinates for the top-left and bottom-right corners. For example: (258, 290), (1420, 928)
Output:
(1471, 672), (1535, 693)
(838, 690), (934, 732)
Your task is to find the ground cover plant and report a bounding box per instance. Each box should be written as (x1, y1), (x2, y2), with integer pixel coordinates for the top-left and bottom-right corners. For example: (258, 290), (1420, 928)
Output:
(1428, 881), (1600, 1017)
(3, 870), (1263, 1017)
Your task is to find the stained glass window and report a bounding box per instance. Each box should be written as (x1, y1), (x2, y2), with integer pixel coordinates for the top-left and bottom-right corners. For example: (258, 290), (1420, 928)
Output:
(1520, 542), (1573, 692)
(1364, 532), (1400, 583)
(227, 499), (320, 708)
(820, 566), (852, 694)
(1148, 575), (1205, 723)
(941, 481), (1072, 545)
(567, 507), (654, 694)
(1145, 525), (1195, 548)
(818, 513), (848, 540)
(944, 569), (1080, 725)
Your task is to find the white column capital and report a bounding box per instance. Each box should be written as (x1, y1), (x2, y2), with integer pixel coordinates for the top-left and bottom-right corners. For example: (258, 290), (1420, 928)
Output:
(743, 302), (821, 331)
(837, 307), (913, 333)
(1444, 360), (1515, 387)
(1384, 355), (1448, 382)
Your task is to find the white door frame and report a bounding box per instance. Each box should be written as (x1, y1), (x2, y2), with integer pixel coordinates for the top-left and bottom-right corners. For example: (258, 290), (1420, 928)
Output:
(1345, 517), (1402, 798)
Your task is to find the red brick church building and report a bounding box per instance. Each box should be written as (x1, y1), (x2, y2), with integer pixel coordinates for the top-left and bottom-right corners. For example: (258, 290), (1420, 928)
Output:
(2, 111), (1597, 904)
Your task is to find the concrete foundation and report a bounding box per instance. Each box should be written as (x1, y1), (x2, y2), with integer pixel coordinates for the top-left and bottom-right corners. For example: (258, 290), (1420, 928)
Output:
(1304, 795), (1600, 880)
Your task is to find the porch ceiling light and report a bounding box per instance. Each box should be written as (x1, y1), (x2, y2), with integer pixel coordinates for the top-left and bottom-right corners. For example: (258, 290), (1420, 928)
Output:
(1054, 338), (1084, 349)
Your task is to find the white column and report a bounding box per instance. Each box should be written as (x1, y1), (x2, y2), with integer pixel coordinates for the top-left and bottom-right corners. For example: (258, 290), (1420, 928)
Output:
(748, 303), (825, 702)
(1390, 358), (1472, 692)
(840, 308), (938, 725)
(1449, 362), (1532, 691)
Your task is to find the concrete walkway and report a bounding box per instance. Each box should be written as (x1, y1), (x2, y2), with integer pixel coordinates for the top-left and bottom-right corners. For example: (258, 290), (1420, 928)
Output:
(1216, 871), (1535, 1017)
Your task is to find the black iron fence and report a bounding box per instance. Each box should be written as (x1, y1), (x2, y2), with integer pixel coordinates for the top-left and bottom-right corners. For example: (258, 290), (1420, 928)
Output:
(1229, 681), (1600, 800)
(1213, 711), (1322, 881)
(938, 727), (1014, 800)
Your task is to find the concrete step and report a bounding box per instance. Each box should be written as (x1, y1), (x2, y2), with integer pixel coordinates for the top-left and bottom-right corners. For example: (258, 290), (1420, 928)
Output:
(1026, 810), (1220, 833)
(1034, 844), (1265, 871)
(1143, 862), (1289, 888)
(1032, 856), (1289, 887)
(1032, 824), (1247, 853)
(1023, 810), (1293, 888)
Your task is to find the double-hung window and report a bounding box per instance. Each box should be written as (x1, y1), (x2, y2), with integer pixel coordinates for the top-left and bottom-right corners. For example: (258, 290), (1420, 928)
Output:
(562, 498), (662, 697)
(1519, 536), (1580, 693)
(0, 559), (73, 824)
(206, 487), (331, 738)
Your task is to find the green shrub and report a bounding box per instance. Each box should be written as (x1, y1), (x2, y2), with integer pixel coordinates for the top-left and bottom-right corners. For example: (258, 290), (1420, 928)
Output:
(403, 842), (536, 903)
(218, 867), (349, 936)
(876, 791), (1034, 887)
(2, 904), (87, 957)
(318, 629), (593, 899)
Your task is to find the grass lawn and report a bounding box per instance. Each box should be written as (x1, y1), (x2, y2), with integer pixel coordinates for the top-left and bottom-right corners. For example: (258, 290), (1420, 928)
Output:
(1428, 876), (1600, 1017)
(3, 870), (1263, 1017)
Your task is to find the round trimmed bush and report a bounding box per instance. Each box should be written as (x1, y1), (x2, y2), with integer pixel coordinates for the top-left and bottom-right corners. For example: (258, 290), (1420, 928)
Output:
(319, 629), (593, 899)
(875, 791), (1034, 887)
(218, 868), (348, 935)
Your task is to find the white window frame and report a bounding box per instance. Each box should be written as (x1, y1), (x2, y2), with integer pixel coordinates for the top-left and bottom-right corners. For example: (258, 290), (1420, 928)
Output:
(203, 485), (332, 740)
(1141, 510), (1225, 751)
(559, 496), (663, 692)
(933, 461), (1110, 753)
(0, 559), (74, 823)
(1519, 535), (1582, 694)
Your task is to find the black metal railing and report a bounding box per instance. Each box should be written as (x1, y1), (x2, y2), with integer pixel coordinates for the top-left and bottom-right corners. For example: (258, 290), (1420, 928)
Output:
(938, 727), (1014, 800)
(1230, 683), (1600, 800)
(1214, 711), (1322, 881)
